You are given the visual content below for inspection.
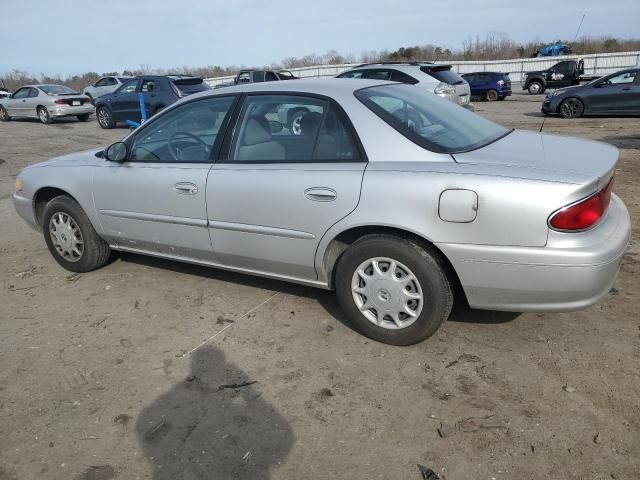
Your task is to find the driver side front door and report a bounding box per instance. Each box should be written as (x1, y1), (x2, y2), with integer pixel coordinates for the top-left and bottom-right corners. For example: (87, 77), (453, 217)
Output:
(92, 95), (237, 261)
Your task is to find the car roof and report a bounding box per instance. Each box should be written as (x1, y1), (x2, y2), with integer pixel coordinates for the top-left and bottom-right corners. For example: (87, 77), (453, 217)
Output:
(196, 78), (394, 97)
(349, 63), (452, 70)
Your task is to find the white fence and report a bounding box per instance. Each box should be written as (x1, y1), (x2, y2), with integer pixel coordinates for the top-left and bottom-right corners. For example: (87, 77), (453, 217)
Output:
(205, 50), (640, 86)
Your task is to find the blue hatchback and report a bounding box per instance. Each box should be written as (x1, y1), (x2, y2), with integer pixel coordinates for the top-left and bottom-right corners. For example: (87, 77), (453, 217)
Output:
(461, 72), (512, 101)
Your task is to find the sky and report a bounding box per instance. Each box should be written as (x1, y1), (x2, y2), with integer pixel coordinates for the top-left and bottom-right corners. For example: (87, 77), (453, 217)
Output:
(1, 0), (639, 76)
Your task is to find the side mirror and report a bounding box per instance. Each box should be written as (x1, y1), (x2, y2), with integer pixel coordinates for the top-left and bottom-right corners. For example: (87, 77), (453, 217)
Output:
(104, 142), (128, 162)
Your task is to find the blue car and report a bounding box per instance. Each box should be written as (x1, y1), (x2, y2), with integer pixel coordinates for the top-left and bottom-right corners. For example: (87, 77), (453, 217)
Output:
(461, 72), (512, 101)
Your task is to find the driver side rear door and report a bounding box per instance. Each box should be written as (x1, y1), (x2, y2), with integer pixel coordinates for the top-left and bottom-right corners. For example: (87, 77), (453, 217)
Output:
(92, 95), (237, 261)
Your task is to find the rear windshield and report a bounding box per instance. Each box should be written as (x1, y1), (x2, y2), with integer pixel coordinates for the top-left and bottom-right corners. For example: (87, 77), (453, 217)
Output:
(173, 78), (210, 93)
(39, 85), (78, 95)
(356, 84), (511, 154)
(421, 66), (464, 85)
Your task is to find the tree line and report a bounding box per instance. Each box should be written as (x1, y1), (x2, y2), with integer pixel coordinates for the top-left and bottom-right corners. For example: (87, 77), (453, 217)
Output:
(2, 34), (639, 92)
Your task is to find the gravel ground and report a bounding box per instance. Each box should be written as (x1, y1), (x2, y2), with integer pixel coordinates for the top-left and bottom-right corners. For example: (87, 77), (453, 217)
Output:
(0, 93), (639, 480)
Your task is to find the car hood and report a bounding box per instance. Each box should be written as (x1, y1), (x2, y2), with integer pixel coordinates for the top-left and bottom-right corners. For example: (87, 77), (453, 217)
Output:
(26, 148), (106, 169)
(452, 130), (618, 186)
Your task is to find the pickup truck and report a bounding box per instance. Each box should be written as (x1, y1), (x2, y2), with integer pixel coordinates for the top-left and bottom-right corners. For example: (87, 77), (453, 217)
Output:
(215, 69), (298, 89)
(522, 59), (599, 94)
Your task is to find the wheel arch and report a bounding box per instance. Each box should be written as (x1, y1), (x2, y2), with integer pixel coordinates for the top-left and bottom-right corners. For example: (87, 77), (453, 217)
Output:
(319, 224), (467, 303)
(33, 187), (81, 228)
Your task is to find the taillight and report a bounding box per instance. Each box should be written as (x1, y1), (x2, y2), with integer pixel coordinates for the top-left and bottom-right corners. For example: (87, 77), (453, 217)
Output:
(549, 178), (614, 231)
(54, 99), (66, 104)
(170, 83), (184, 98)
(497, 79), (505, 86)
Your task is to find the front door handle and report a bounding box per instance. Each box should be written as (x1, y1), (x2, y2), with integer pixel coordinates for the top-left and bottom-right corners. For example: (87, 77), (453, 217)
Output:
(304, 187), (337, 202)
(173, 182), (198, 195)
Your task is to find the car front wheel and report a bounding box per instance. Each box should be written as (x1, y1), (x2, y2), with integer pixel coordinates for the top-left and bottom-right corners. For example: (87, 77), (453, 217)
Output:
(335, 235), (453, 346)
(559, 97), (584, 118)
(42, 196), (111, 272)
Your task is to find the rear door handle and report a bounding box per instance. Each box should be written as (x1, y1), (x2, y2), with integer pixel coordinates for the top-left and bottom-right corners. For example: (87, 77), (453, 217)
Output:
(304, 187), (336, 202)
(173, 182), (198, 195)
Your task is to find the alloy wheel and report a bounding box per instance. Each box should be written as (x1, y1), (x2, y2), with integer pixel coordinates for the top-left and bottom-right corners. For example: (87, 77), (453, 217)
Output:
(351, 257), (423, 330)
(49, 212), (84, 262)
(560, 98), (583, 118)
(98, 108), (111, 128)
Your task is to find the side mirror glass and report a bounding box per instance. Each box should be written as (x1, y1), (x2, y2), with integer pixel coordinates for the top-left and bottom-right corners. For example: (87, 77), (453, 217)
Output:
(104, 142), (128, 162)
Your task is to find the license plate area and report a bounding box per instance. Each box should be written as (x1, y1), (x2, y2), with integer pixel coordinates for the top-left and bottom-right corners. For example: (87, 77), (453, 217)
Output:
(72, 100), (80, 106)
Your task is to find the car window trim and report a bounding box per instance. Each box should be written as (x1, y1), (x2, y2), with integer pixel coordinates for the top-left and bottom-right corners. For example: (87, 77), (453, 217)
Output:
(216, 91), (368, 164)
(122, 94), (241, 165)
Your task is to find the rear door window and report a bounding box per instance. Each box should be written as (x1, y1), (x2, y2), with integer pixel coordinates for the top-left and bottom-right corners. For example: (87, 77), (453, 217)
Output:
(141, 79), (158, 92)
(338, 70), (366, 79)
(391, 70), (419, 85)
(365, 69), (392, 81)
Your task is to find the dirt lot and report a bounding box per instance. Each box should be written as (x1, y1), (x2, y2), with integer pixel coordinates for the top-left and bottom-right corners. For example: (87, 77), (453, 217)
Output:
(1, 93), (639, 480)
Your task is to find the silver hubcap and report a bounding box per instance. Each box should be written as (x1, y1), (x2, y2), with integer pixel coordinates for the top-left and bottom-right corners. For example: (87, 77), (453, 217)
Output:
(98, 109), (109, 126)
(561, 99), (582, 118)
(49, 212), (84, 262)
(0, 108), (7, 119)
(351, 257), (423, 330)
(530, 83), (541, 94)
(39, 109), (48, 121)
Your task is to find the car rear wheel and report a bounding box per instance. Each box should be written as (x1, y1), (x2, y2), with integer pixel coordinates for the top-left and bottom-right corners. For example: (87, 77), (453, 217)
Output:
(97, 107), (115, 129)
(0, 106), (10, 121)
(42, 196), (111, 272)
(559, 97), (584, 118)
(527, 81), (543, 95)
(38, 107), (52, 124)
(76, 114), (90, 122)
(335, 235), (453, 346)
(485, 89), (499, 101)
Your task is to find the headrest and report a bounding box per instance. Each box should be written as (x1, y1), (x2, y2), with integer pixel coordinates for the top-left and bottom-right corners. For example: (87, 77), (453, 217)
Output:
(242, 116), (272, 145)
(300, 112), (323, 136)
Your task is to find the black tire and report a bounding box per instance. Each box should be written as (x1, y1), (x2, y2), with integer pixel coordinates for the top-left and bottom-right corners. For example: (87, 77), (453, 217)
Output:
(42, 196), (111, 273)
(96, 106), (115, 129)
(0, 105), (10, 121)
(38, 106), (52, 124)
(334, 235), (453, 346)
(527, 81), (543, 95)
(287, 107), (309, 135)
(76, 113), (90, 122)
(559, 97), (584, 118)
(485, 89), (499, 101)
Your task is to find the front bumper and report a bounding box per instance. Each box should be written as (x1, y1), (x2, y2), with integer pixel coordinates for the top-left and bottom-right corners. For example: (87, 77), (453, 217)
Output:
(437, 195), (631, 312)
(49, 104), (94, 118)
(13, 192), (39, 231)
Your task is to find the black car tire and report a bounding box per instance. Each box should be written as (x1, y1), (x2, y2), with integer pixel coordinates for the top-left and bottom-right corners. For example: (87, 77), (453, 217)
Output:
(97, 107), (115, 129)
(42, 196), (111, 273)
(77, 114), (91, 122)
(287, 107), (309, 135)
(485, 89), (499, 101)
(335, 234), (453, 346)
(0, 105), (10, 121)
(38, 106), (52, 124)
(527, 81), (543, 95)
(559, 97), (584, 119)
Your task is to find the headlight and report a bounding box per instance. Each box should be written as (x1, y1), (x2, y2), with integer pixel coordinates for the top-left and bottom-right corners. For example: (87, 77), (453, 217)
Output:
(434, 82), (456, 95)
(14, 177), (23, 192)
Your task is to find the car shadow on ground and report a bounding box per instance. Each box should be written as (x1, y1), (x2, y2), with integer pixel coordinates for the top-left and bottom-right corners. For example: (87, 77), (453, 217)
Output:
(73, 345), (294, 480)
(599, 135), (640, 150)
(117, 252), (521, 330)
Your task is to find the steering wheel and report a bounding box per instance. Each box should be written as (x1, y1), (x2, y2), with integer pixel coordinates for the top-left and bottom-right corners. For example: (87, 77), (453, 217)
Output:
(168, 131), (209, 161)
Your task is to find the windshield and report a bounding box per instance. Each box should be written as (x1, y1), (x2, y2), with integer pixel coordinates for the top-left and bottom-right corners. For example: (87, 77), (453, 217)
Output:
(356, 84), (511, 153)
(39, 84), (78, 95)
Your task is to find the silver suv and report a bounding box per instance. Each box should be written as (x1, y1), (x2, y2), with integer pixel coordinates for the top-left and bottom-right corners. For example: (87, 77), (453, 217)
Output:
(337, 62), (472, 109)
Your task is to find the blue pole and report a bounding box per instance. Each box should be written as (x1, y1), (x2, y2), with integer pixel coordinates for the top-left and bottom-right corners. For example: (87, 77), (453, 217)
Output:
(138, 92), (147, 123)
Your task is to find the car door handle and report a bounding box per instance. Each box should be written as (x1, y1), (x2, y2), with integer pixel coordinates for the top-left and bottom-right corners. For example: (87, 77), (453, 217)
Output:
(622, 87), (632, 91)
(304, 187), (336, 202)
(173, 182), (198, 195)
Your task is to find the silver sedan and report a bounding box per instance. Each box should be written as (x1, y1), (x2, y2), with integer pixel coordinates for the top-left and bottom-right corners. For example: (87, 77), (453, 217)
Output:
(12, 79), (630, 345)
(0, 84), (93, 124)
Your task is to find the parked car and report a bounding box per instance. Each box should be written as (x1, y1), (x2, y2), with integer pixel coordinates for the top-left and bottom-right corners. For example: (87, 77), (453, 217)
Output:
(542, 68), (640, 118)
(461, 72), (511, 101)
(0, 84), (93, 124)
(215, 70), (298, 89)
(94, 75), (210, 128)
(13, 79), (630, 345)
(522, 59), (599, 95)
(83, 76), (132, 103)
(336, 62), (472, 109)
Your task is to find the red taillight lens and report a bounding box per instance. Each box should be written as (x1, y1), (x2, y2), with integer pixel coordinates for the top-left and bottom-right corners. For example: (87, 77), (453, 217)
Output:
(497, 79), (505, 86)
(549, 178), (614, 231)
(170, 83), (184, 97)
(54, 99), (66, 104)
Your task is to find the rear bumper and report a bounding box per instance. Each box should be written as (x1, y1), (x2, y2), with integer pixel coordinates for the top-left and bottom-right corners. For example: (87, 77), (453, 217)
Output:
(13, 192), (39, 231)
(49, 104), (94, 118)
(437, 195), (631, 312)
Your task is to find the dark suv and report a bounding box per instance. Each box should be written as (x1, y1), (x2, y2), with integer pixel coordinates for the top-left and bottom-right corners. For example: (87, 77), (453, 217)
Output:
(461, 72), (512, 101)
(95, 75), (210, 129)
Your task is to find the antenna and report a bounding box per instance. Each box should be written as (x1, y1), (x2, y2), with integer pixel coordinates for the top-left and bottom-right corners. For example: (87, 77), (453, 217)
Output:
(573, 14), (586, 42)
(539, 114), (547, 133)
